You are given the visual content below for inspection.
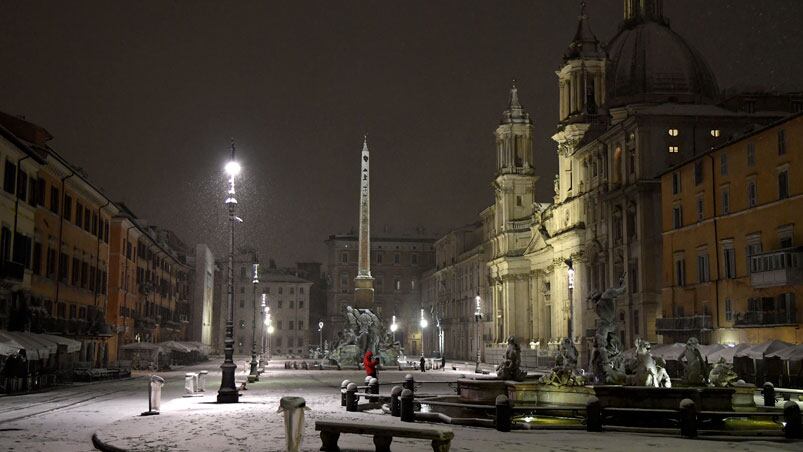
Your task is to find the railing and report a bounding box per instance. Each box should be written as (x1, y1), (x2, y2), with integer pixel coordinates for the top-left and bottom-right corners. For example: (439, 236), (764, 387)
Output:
(506, 219), (531, 232)
(750, 248), (803, 288)
(0, 261), (25, 281)
(734, 310), (797, 327)
(655, 315), (712, 333)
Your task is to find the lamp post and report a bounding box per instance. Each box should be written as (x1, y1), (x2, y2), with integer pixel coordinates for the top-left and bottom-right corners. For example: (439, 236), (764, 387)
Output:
(218, 141), (241, 404)
(260, 296), (268, 359)
(267, 319), (274, 359)
(474, 292), (483, 373)
(249, 263), (259, 378)
(419, 309), (428, 357)
(390, 315), (398, 344)
(566, 258), (575, 340)
(318, 320), (324, 353)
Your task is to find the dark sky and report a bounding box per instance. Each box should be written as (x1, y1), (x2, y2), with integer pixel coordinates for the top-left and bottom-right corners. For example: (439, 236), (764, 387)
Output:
(1, 0), (801, 267)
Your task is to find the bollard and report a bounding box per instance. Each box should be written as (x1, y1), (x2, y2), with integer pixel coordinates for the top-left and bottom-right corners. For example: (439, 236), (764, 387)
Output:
(762, 382), (775, 407)
(495, 395), (512, 432)
(293, 361), (298, 370)
(783, 401), (802, 439)
(302, 361), (309, 370)
(183, 373), (201, 397)
(679, 398), (697, 438)
(277, 396), (310, 452)
(197, 370), (208, 392)
(400, 389), (415, 422)
(390, 386), (403, 417)
(586, 396), (602, 432)
(340, 380), (350, 407)
(403, 374), (415, 392)
(141, 375), (165, 416)
(346, 383), (358, 412)
(369, 377), (379, 395)
(365, 376), (372, 386)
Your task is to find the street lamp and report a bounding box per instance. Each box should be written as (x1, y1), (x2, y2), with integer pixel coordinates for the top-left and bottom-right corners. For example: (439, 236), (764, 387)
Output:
(218, 140), (242, 404)
(249, 263), (260, 379)
(474, 292), (483, 373)
(390, 315), (398, 343)
(419, 309), (428, 357)
(566, 258), (575, 340)
(260, 296), (268, 359)
(266, 318), (274, 359)
(318, 320), (324, 353)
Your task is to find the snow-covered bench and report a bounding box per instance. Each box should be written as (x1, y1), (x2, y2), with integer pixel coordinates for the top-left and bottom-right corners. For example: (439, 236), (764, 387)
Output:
(315, 419), (453, 452)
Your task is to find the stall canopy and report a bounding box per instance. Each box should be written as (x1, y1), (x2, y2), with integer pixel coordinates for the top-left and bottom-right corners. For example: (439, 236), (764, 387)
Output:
(0, 331), (76, 360)
(766, 343), (803, 362)
(120, 342), (164, 352)
(734, 340), (792, 360)
(159, 341), (193, 353)
(706, 344), (750, 363)
(651, 343), (687, 361)
(698, 344), (725, 361)
(38, 334), (81, 353)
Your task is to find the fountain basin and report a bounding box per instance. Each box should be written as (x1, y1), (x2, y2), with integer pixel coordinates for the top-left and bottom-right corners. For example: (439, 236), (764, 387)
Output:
(592, 385), (735, 411)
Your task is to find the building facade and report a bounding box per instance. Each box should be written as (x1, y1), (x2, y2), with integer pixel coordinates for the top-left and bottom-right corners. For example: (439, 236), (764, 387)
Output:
(325, 234), (434, 355)
(660, 113), (803, 344)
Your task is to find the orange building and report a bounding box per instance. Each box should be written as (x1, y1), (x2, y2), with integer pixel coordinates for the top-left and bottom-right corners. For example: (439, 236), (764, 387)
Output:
(659, 112), (803, 345)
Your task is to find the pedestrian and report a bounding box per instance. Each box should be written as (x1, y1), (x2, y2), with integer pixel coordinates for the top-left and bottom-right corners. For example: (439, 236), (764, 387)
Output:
(441, 354), (446, 371)
(419, 355), (426, 373)
(363, 351), (379, 379)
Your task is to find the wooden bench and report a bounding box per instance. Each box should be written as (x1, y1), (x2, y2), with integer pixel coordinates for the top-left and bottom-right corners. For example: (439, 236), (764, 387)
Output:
(315, 419), (453, 452)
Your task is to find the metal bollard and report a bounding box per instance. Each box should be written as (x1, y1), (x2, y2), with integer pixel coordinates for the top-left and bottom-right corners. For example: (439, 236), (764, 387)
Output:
(400, 389), (415, 422)
(403, 374), (414, 392)
(679, 398), (697, 438)
(762, 382), (775, 407)
(346, 383), (358, 412)
(278, 396), (310, 452)
(141, 375), (165, 416)
(586, 396), (602, 432)
(364, 376), (372, 386)
(197, 370), (208, 392)
(390, 386), (402, 417)
(783, 401), (802, 439)
(302, 361), (309, 370)
(369, 377), (379, 395)
(183, 373), (201, 397)
(495, 395), (512, 432)
(340, 380), (350, 407)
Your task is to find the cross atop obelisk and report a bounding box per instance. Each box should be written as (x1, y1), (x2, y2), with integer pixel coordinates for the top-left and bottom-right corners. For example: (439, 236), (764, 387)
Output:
(354, 135), (375, 308)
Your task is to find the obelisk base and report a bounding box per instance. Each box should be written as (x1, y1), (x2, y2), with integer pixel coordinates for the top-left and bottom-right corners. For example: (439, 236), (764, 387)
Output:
(354, 276), (375, 309)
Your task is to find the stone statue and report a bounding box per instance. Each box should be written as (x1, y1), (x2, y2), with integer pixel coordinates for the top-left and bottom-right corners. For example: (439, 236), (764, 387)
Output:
(708, 357), (738, 387)
(496, 336), (527, 381)
(541, 337), (585, 387)
(655, 357), (672, 388)
(682, 337), (707, 386)
(631, 338), (659, 387)
(589, 275), (628, 384)
(326, 305), (400, 368)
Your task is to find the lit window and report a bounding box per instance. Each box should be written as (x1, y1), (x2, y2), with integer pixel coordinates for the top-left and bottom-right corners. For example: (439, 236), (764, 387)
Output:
(668, 129), (679, 137)
(669, 146), (679, 153)
(710, 129), (721, 137)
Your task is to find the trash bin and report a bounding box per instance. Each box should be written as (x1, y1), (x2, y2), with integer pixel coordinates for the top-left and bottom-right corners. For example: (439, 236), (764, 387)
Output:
(277, 396), (310, 452)
(198, 370), (208, 392)
(141, 375), (165, 416)
(183, 372), (200, 397)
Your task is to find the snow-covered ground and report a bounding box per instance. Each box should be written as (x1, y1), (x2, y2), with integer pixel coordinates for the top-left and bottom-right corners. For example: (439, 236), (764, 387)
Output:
(1, 357), (800, 452)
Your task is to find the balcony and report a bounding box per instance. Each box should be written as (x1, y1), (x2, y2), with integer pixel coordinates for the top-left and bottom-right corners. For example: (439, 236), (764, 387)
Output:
(750, 248), (803, 288)
(734, 310), (797, 327)
(655, 315), (713, 334)
(505, 219), (531, 232)
(0, 260), (25, 281)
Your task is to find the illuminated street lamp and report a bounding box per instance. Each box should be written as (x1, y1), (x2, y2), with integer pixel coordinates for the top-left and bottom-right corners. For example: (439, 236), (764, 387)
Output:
(474, 292), (483, 373)
(566, 258), (575, 340)
(265, 313), (274, 359)
(218, 140), (242, 404)
(318, 320), (324, 352)
(390, 315), (398, 343)
(419, 309), (428, 357)
(260, 296), (268, 358)
(249, 263), (260, 379)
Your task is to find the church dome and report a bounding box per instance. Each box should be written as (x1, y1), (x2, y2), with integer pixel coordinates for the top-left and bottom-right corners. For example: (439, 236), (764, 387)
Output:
(605, 19), (719, 108)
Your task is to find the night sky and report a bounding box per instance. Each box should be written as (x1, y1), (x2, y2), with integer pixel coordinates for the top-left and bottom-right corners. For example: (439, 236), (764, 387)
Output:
(1, 0), (801, 267)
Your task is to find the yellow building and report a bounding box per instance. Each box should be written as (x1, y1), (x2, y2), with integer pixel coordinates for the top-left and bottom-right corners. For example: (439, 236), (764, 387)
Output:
(659, 112), (803, 345)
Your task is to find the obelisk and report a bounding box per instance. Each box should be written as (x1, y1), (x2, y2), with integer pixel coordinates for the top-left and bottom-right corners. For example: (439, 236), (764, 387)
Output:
(354, 136), (374, 308)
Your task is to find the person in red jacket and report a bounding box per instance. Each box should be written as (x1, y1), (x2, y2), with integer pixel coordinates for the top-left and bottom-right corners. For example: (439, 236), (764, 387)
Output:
(363, 351), (379, 379)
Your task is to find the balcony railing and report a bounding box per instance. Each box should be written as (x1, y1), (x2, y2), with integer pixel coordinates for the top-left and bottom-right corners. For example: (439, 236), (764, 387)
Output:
(655, 315), (713, 333)
(506, 219), (531, 232)
(734, 310), (797, 327)
(750, 248), (803, 288)
(0, 260), (25, 281)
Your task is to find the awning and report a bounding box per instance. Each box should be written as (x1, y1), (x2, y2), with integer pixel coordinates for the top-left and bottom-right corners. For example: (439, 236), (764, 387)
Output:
(120, 342), (164, 352)
(159, 341), (193, 353)
(706, 344), (750, 364)
(766, 344), (803, 362)
(38, 333), (82, 353)
(0, 330), (59, 360)
(651, 343), (686, 361)
(698, 344), (725, 361)
(0, 331), (25, 356)
(734, 340), (793, 360)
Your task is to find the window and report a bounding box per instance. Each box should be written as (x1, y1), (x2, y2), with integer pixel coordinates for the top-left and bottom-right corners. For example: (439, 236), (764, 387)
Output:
(298, 320), (303, 330)
(778, 129), (786, 155)
(288, 321), (294, 330)
(628, 260), (639, 293)
(32, 242), (42, 275)
(746, 235), (762, 272)
(516, 195), (522, 206)
(63, 195), (72, 220)
(672, 172), (681, 195)
(3, 160), (16, 194)
(299, 287), (304, 294)
(277, 320), (282, 330)
(722, 187), (730, 215)
(778, 225), (794, 248)
(674, 255), (685, 287)
(278, 286), (283, 294)
(0, 226), (10, 262)
(778, 169), (789, 199)
(668, 146), (679, 153)
(747, 143), (756, 167)
(71, 256), (80, 285)
(723, 244), (736, 279)
(239, 298), (244, 308)
(696, 195), (704, 222)
(668, 128), (679, 137)
(633, 309), (639, 335)
(394, 277), (401, 291)
(341, 253), (348, 263)
(411, 254), (418, 265)
(720, 153), (728, 176)
(75, 202), (83, 227)
(339, 273), (349, 292)
(376, 253), (383, 264)
(394, 253), (400, 265)
(289, 300), (294, 309)
(16, 170), (27, 201)
(711, 129), (721, 138)
(298, 300), (304, 309)
(725, 298), (733, 322)
(240, 266), (246, 278)
(747, 180), (757, 207)
(672, 205), (683, 229)
(694, 161), (704, 185)
(83, 207), (90, 231)
(697, 253), (710, 283)
(289, 287), (294, 294)
(50, 187), (59, 214)
(278, 300), (283, 309)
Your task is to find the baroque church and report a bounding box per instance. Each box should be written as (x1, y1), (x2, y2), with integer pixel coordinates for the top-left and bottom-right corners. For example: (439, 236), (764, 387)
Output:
(478, 0), (791, 362)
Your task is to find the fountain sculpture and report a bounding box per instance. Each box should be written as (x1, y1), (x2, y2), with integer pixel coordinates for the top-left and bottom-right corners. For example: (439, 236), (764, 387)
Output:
(325, 305), (401, 367)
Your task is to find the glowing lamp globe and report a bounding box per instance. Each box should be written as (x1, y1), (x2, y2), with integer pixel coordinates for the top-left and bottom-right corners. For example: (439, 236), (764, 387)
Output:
(224, 160), (241, 176)
(420, 319), (428, 329)
(390, 323), (398, 332)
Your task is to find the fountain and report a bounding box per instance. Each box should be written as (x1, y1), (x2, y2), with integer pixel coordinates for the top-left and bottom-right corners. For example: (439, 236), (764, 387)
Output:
(325, 305), (402, 368)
